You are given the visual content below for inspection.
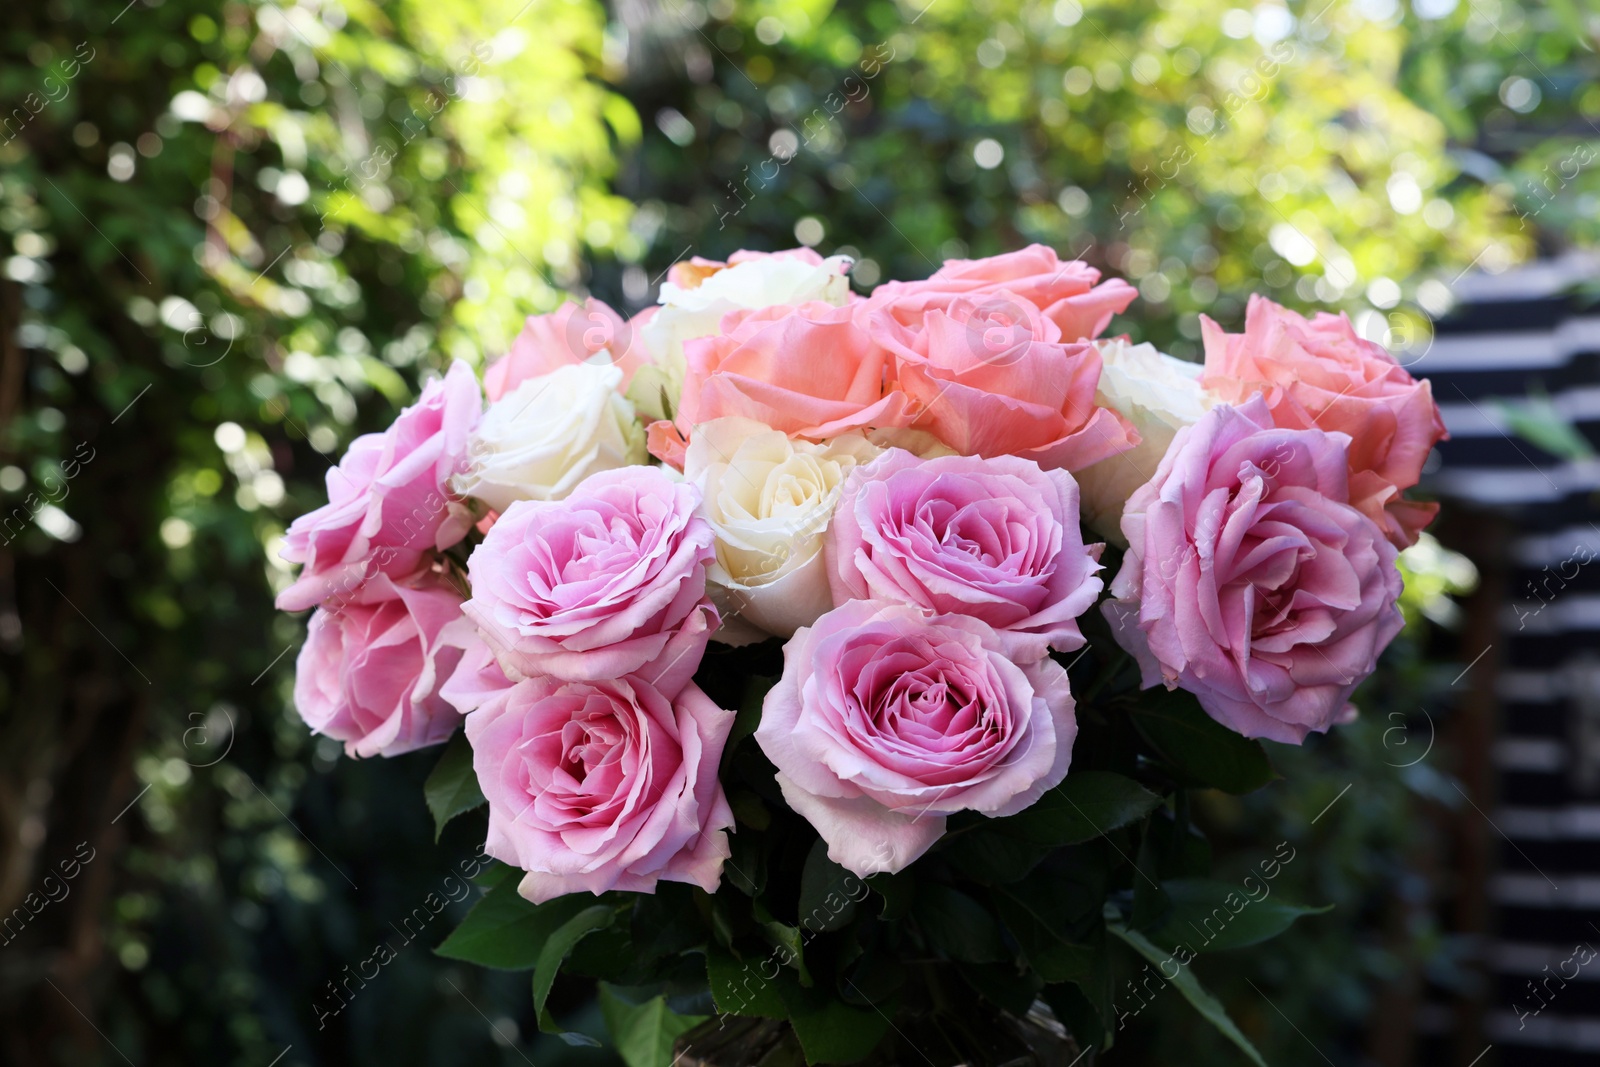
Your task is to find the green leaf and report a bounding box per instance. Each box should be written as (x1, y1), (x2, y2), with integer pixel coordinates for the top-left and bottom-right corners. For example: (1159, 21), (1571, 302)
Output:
(778, 981), (891, 1065)
(1107, 920), (1267, 1067)
(942, 826), (1052, 884)
(533, 904), (619, 1035)
(999, 771), (1165, 846)
(435, 878), (587, 971)
(797, 840), (860, 934)
(424, 731), (485, 841)
(706, 946), (790, 1020)
(1129, 689), (1274, 795)
(599, 984), (708, 1067)
(1150, 879), (1332, 953)
(957, 962), (1041, 1015)
(913, 884), (1009, 963)
(993, 882), (1096, 983)
(729, 674), (778, 755)
(1042, 980), (1108, 1055)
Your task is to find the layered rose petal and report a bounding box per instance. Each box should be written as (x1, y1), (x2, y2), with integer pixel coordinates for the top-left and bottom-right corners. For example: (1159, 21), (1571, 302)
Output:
(868, 244), (1137, 341)
(1201, 294), (1446, 547)
(756, 601), (1077, 876)
(462, 466), (718, 696)
(456, 363), (646, 512)
(467, 675), (736, 901)
(678, 302), (913, 440)
(871, 291), (1140, 472)
(278, 361), (481, 612)
(485, 298), (644, 401)
(292, 572), (467, 758)
(684, 417), (881, 643)
(1105, 397), (1405, 744)
(827, 449), (1103, 661)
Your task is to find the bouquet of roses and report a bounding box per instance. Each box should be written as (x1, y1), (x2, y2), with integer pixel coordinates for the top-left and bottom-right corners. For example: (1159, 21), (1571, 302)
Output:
(275, 242), (1444, 1064)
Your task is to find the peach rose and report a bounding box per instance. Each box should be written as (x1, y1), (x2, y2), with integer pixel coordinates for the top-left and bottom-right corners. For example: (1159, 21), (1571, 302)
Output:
(868, 244), (1136, 341)
(1201, 295), (1446, 547)
(676, 301), (912, 440)
(870, 291), (1138, 471)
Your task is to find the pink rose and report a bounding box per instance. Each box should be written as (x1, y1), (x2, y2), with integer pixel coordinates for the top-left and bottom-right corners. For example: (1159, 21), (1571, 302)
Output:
(277, 361), (481, 612)
(755, 600), (1077, 877)
(462, 466), (718, 697)
(1104, 397), (1405, 745)
(871, 292), (1139, 470)
(467, 674), (735, 902)
(484, 298), (644, 402)
(869, 244), (1137, 341)
(676, 301), (913, 440)
(1201, 295), (1447, 548)
(292, 572), (467, 758)
(827, 450), (1103, 661)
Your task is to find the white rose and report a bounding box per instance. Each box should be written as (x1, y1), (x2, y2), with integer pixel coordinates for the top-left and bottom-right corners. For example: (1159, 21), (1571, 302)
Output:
(684, 416), (879, 644)
(1076, 339), (1221, 544)
(629, 254), (854, 423)
(455, 363), (646, 512)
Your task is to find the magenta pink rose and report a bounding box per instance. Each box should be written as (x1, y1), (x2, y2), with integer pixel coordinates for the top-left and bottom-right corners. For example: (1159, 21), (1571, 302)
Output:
(870, 291), (1139, 471)
(462, 466), (718, 697)
(467, 674), (736, 902)
(292, 572), (467, 758)
(755, 600), (1077, 877)
(1201, 295), (1447, 548)
(1104, 396), (1404, 744)
(277, 361), (481, 612)
(676, 301), (913, 440)
(827, 450), (1103, 661)
(869, 244), (1137, 341)
(484, 298), (643, 402)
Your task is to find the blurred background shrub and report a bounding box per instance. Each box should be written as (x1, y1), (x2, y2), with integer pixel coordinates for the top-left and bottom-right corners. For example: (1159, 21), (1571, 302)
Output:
(0, 0), (1593, 1064)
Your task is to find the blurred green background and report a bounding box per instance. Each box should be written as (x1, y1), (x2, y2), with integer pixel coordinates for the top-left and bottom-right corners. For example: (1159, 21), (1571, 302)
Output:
(0, 0), (1594, 1064)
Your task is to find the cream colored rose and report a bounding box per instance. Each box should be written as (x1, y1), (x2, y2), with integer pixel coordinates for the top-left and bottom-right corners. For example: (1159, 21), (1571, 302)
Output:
(1076, 339), (1221, 544)
(683, 417), (879, 644)
(455, 363), (646, 512)
(629, 254), (853, 423)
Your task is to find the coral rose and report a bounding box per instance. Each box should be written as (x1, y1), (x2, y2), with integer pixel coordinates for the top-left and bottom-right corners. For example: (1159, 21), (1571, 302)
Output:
(871, 291), (1138, 471)
(868, 244), (1136, 341)
(292, 572), (467, 758)
(677, 301), (912, 440)
(462, 466), (718, 697)
(1104, 397), (1405, 744)
(467, 674), (736, 902)
(827, 449), (1103, 661)
(1200, 295), (1446, 547)
(277, 361), (480, 612)
(756, 600), (1077, 877)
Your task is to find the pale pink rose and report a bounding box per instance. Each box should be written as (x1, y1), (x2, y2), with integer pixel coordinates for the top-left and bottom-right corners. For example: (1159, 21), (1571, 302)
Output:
(755, 600), (1077, 877)
(869, 244), (1137, 341)
(1104, 396), (1405, 745)
(467, 674), (736, 902)
(676, 301), (913, 440)
(827, 450), (1103, 661)
(436, 617), (515, 715)
(462, 466), (718, 697)
(277, 361), (481, 612)
(292, 572), (467, 758)
(1201, 295), (1446, 548)
(871, 291), (1139, 471)
(484, 298), (644, 402)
